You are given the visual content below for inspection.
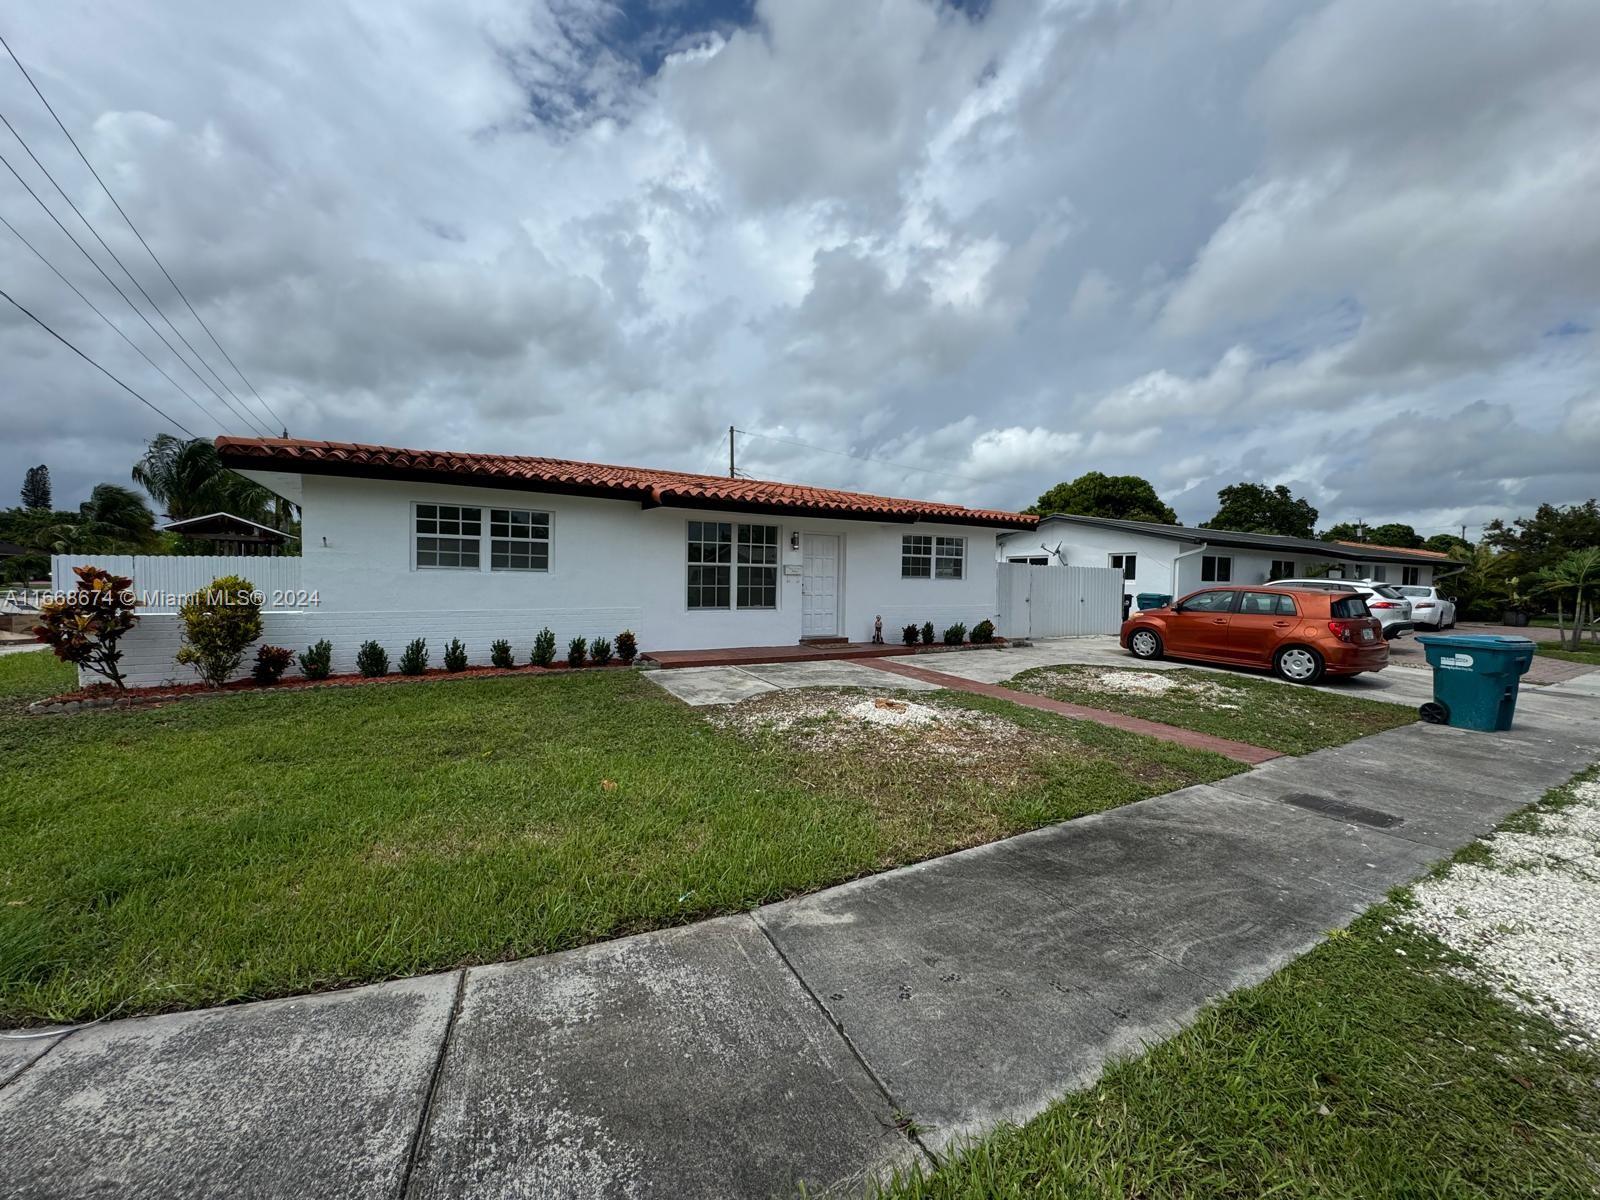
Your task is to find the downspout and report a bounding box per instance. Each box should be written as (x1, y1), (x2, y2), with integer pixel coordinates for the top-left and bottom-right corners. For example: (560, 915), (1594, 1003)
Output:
(1171, 542), (1209, 598)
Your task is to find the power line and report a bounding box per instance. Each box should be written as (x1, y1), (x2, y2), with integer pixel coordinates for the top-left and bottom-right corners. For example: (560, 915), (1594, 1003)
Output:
(0, 208), (221, 431)
(731, 427), (984, 486)
(0, 285), (196, 437)
(0, 143), (268, 436)
(1, 34), (287, 435)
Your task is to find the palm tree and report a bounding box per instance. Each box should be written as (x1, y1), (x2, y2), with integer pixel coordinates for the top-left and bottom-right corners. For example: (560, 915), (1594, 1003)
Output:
(50, 484), (157, 552)
(1535, 547), (1600, 650)
(132, 435), (277, 524)
(1442, 541), (1508, 621)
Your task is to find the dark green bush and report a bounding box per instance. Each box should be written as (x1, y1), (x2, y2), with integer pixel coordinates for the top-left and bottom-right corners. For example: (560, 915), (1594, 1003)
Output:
(251, 645), (294, 685)
(970, 619), (996, 644)
(902, 623), (920, 646)
(615, 629), (638, 665)
(299, 639), (332, 681)
(356, 641), (389, 677)
(175, 574), (263, 687)
(943, 622), (967, 646)
(398, 637), (428, 676)
(490, 639), (514, 669)
(531, 627), (556, 667)
(920, 621), (935, 645)
(590, 637), (613, 666)
(567, 636), (587, 667)
(443, 638), (468, 672)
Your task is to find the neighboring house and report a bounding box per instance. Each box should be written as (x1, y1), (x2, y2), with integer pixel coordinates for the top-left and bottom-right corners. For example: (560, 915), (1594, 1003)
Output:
(999, 515), (1455, 599)
(0, 540), (25, 562)
(188, 437), (1028, 675)
(158, 512), (297, 556)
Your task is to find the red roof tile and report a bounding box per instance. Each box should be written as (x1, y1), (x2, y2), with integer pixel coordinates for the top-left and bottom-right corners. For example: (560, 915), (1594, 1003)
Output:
(216, 437), (1036, 529)
(1335, 540), (1451, 559)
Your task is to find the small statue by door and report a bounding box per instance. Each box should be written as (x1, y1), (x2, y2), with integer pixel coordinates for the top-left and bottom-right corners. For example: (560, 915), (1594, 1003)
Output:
(872, 615), (884, 644)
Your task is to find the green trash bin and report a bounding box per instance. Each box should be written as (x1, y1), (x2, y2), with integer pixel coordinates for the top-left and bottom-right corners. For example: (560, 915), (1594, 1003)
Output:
(1416, 634), (1536, 731)
(1136, 592), (1173, 610)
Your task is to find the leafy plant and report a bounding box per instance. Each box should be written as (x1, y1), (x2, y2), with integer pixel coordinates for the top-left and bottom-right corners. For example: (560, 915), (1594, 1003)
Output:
(971, 619), (995, 644)
(31, 564), (140, 689)
(443, 638), (468, 672)
(943, 622), (967, 646)
(590, 637), (613, 666)
(174, 575), (263, 687)
(398, 637), (429, 676)
(251, 645), (294, 685)
(567, 636), (587, 667)
(490, 639), (515, 669)
(615, 629), (638, 665)
(531, 627), (557, 667)
(356, 641), (389, 677)
(920, 621), (935, 646)
(902, 623), (920, 646)
(299, 639), (333, 681)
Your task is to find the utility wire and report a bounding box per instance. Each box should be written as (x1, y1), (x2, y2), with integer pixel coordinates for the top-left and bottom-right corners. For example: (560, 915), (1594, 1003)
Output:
(1, 34), (286, 435)
(0, 285), (196, 437)
(732, 427), (983, 486)
(0, 144), (268, 436)
(0, 209), (220, 431)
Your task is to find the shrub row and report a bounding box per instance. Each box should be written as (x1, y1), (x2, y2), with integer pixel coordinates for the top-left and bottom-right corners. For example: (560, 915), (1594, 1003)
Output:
(899, 618), (996, 647)
(287, 628), (641, 681)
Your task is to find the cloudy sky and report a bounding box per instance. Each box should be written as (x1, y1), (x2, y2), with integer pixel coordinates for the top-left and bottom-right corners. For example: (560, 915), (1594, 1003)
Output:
(2, 0), (1597, 535)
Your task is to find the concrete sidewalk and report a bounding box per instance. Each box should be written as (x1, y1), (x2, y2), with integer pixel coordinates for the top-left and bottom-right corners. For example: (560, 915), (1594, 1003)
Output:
(3, 690), (1598, 1198)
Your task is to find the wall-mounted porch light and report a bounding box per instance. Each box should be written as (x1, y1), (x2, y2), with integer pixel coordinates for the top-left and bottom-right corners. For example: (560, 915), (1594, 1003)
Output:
(789, 532), (801, 551)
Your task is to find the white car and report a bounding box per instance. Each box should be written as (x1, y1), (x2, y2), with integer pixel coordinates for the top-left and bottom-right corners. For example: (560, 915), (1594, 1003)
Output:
(1271, 578), (1415, 640)
(1396, 585), (1456, 630)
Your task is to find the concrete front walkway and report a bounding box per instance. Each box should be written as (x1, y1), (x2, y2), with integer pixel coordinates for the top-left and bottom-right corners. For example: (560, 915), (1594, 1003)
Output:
(3, 689), (1597, 1198)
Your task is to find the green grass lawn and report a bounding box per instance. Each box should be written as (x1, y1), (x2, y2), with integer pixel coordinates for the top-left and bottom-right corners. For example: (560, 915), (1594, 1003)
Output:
(1005, 665), (1416, 755)
(0, 652), (1240, 1025)
(1536, 642), (1600, 666)
(878, 773), (1600, 1200)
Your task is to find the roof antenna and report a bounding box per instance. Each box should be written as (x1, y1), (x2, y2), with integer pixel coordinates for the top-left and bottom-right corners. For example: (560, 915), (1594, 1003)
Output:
(728, 424), (735, 479)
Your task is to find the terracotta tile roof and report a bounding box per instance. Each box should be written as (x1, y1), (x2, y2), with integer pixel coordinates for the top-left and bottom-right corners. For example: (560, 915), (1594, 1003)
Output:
(1335, 540), (1451, 559)
(216, 437), (1035, 529)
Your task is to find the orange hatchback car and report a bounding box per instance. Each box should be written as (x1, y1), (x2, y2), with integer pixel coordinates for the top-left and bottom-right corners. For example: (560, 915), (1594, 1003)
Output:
(1119, 586), (1388, 684)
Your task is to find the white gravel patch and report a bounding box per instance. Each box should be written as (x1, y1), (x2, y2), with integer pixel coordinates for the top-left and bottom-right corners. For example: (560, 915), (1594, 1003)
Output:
(1407, 778), (1600, 1046)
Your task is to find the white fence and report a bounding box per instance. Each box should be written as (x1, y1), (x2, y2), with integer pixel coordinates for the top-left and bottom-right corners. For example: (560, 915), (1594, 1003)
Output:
(51, 555), (304, 612)
(998, 563), (1124, 638)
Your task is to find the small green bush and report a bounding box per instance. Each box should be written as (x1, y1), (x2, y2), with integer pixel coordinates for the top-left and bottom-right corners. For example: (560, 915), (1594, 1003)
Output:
(175, 575), (264, 687)
(970, 619), (996, 644)
(299, 639), (333, 681)
(490, 639), (514, 669)
(943, 622), (967, 646)
(615, 629), (638, 665)
(356, 640), (389, 677)
(251, 645), (294, 685)
(442, 638), (468, 671)
(567, 636), (587, 667)
(398, 637), (428, 676)
(590, 637), (613, 666)
(901, 623), (920, 646)
(920, 621), (935, 645)
(531, 627), (557, 667)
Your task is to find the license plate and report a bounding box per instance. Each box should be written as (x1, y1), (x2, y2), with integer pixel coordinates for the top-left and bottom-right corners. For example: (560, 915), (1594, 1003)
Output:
(1361, 628), (1374, 642)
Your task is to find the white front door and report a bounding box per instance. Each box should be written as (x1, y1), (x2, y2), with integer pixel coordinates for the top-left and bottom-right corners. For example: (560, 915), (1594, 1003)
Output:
(801, 534), (840, 638)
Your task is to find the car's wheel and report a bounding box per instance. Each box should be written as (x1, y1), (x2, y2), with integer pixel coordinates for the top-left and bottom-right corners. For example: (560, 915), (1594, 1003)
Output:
(1274, 645), (1325, 684)
(1128, 628), (1163, 660)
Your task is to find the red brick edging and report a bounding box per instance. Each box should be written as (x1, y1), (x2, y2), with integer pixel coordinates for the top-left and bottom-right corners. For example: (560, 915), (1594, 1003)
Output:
(859, 658), (1281, 766)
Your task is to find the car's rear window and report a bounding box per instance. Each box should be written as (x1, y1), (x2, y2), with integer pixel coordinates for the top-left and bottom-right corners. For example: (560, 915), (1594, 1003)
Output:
(1331, 596), (1371, 619)
(1397, 586), (1429, 597)
(1372, 585), (1406, 599)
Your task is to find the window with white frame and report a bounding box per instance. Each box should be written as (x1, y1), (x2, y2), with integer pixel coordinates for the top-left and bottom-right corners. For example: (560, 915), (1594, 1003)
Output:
(1108, 553), (1137, 580)
(1402, 566), (1421, 586)
(490, 508), (550, 571)
(1200, 554), (1232, 583)
(1371, 565), (1388, 582)
(903, 534), (966, 579)
(1269, 559), (1295, 580)
(688, 521), (779, 609)
(415, 504), (482, 569)
(1008, 555), (1050, 566)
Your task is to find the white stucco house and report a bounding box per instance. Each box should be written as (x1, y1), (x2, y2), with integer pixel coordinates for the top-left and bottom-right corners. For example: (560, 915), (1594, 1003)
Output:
(117, 436), (1025, 679)
(998, 514), (1456, 600)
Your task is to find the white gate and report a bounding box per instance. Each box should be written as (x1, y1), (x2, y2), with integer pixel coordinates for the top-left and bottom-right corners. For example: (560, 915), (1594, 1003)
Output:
(997, 563), (1123, 638)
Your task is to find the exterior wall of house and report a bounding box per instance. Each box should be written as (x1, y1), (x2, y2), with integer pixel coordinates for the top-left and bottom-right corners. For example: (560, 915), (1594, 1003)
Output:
(85, 475), (1005, 686)
(1001, 523), (1436, 601)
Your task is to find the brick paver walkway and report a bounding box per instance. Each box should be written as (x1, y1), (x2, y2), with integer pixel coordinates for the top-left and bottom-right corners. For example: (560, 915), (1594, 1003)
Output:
(860, 657), (1282, 765)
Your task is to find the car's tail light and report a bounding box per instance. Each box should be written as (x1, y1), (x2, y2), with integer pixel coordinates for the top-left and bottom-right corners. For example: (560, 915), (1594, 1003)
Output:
(1415, 601), (1435, 608)
(1328, 619), (1358, 642)
(1368, 600), (1399, 609)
